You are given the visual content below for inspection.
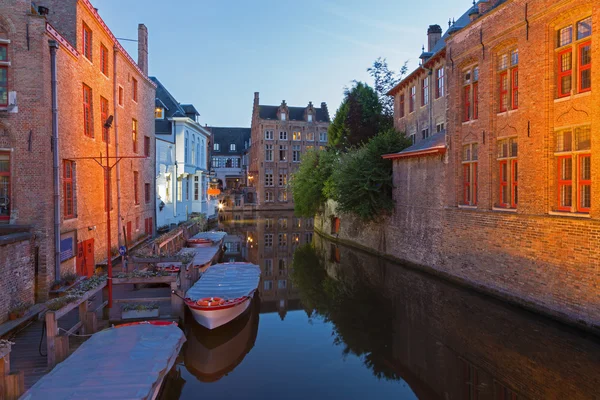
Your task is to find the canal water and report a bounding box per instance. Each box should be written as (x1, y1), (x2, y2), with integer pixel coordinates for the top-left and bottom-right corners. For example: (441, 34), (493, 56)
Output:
(161, 211), (600, 400)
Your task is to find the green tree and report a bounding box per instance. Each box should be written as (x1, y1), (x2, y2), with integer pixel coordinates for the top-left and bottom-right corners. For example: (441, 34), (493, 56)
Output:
(290, 149), (338, 217)
(367, 57), (408, 117)
(329, 129), (411, 221)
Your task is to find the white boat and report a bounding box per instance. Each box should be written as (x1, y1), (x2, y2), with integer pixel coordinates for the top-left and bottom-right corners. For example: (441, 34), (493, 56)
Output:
(184, 262), (260, 330)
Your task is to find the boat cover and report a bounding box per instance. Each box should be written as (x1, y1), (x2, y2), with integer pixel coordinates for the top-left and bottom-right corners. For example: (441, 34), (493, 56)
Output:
(190, 231), (227, 243)
(186, 263), (261, 300)
(178, 245), (220, 267)
(22, 323), (186, 400)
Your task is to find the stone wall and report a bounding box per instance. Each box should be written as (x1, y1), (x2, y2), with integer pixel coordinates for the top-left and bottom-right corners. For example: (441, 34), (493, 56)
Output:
(0, 236), (34, 323)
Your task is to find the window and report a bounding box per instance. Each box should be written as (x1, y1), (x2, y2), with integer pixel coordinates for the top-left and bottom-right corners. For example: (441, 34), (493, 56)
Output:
(191, 137), (196, 165)
(100, 97), (109, 142)
(319, 132), (328, 142)
(294, 217), (301, 228)
(165, 174), (171, 202)
(83, 84), (93, 137)
(82, 23), (92, 61)
(305, 232), (313, 243)
(278, 280), (287, 289)
(155, 107), (163, 119)
(213, 143), (220, 151)
(278, 217), (287, 229)
(133, 171), (139, 204)
(292, 145), (301, 162)
(399, 94), (405, 118)
(557, 17), (592, 97)
(265, 144), (273, 161)
(409, 86), (416, 113)
(177, 178), (182, 202)
(278, 233), (287, 247)
(556, 126), (591, 213)
(132, 78), (138, 102)
(145, 217), (153, 236)
(279, 169), (287, 186)
(306, 218), (314, 228)
(436, 67), (444, 98)
(265, 169), (274, 186)
(132, 119), (138, 153)
(280, 112), (286, 121)
(230, 143), (236, 151)
(279, 190), (288, 202)
(497, 138), (518, 208)
(144, 136), (150, 157)
(293, 131), (301, 141)
(0, 44), (8, 107)
(186, 176), (190, 201)
(194, 176), (199, 201)
(462, 66), (479, 121)
(279, 131), (287, 140)
(498, 49), (518, 112)
(306, 132), (314, 141)
(265, 218), (273, 229)
(145, 182), (151, 203)
(409, 133), (416, 145)
(278, 259), (286, 275)
(100, 44), (109, 76)
(422, 128), (429, 140)
(264, 281), (273, 291)
(63, 161), (75, 219)
(421, 76), (429, 106)
(279, 145), (287, 161)
(0, 152), (10, 220)
(436, 122), (445, 133)
(118, 86), (124, 107)
(462, 143), (478, 206)
(265, 259), (273, 276)
(292, 233), (300, 246)
(265, 130), (274, 140)
(265, 234), (273, 248)
(308, 114), (313, 122)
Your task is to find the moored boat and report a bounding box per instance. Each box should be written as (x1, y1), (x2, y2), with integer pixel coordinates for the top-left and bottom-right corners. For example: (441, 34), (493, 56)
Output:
(184, 262), (260, 329)
(187, 238), (214, 247)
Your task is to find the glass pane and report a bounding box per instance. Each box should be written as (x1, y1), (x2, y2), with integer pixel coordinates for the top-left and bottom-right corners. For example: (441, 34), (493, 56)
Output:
(0, 154), (9, 173)
(580, 185), (591, 209)
(580, 156), (591, 180)
(580, 44), (591, 65)
(576, 127), (591, 150)
(502, 186), (508, 205)
(561, 185), (572, 207)
(560, 157), (572, 180)
(498, 54), (508, 70)
(0, 46), (6, 62)
(509, 138), (518, 157)
(557, 130), (572, 152)
(463, 146), (470, 161)
(473, 67), (479, 82)
(472, 144), (478, 160)
(577, 17), (592, 40)
(561, 52), (572, 72)
(498, 140), (508, 158)
(580, 69), (591, 91)
(510, 49), (518, 66)
(558, 26), (573, 47)
(514, 185), (518, 205)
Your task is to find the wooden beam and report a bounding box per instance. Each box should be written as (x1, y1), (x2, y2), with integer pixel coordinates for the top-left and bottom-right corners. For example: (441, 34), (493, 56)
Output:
(4, 371), (24, 400)
(66, 321), (83, 336)
(46, 312), (57, 367)
(53, 282), (107, 320)
(112, 276), (176, 285)
(113, 297), (171, 303)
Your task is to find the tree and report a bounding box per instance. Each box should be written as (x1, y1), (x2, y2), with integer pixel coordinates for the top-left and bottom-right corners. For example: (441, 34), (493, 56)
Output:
(328, 82), (386, 149)
(367, 57), (408, 117)
(290, 149), (338, 217)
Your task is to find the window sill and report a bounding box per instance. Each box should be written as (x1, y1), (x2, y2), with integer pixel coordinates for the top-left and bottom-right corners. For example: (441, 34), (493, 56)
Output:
(492, 207), (517, 213)
(548, 211), (591, 219)
(461, 120), (475, 126)
(458, 205), (477, 210)
(554, 91), (591, 103)
(497, 109), (518, 116)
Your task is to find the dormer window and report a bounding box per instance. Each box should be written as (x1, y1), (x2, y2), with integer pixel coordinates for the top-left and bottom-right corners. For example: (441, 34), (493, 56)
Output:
(154, 107), (164, 119)
(281, 112), (286, 121)
(214, 143), (220, 151)
(308, 114), (313, 122)
(230, 144), (236, 151)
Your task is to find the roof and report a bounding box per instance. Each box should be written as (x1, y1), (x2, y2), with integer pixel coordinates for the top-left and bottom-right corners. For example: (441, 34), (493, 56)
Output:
(258, 105), (330, 123)
(382, 131), (446, 160)
(150, 77), (189, 119)
(210, 127), (251, 155)
(22, 323), (186, 400)
(181, 104), (200, 117)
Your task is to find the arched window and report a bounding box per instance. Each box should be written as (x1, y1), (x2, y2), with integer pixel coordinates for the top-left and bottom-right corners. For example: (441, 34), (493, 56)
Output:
(184, 131), (189, 163)
(191, 135), (196, 165)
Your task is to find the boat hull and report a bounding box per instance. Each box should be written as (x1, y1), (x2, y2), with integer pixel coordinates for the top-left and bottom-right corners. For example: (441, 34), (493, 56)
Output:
(188, 297), (251, 330)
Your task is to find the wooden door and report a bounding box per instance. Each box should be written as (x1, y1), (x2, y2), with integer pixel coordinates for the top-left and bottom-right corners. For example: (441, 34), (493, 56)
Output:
(76, 239), (95, 277)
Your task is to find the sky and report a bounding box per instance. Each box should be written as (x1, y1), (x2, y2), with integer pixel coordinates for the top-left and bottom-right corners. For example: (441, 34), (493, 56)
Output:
(95, 0), (471, 127)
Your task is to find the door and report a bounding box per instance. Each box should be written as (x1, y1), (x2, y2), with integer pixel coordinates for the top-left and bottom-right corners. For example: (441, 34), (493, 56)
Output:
(76, 238), (95, 277)
(126, 221), (132, 246)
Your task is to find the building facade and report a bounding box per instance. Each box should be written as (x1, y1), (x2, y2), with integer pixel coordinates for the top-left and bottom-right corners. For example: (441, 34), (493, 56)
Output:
(152, 77), (212, 230)
(248, 92), (330, 209)
(0, 0), (155, 322)
(209, 127), (251, 190)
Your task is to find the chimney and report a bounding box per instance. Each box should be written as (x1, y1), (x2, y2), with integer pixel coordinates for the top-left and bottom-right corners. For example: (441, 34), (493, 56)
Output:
(321, 102), (329, 121)
(254, 92), (259, 106)
(137, 24), (148, 76)
(427, 25), (442, 52)
(478, 1), (491, 15)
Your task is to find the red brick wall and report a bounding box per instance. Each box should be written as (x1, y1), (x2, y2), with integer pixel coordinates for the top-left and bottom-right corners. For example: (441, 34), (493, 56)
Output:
(0, 237), (34, 323)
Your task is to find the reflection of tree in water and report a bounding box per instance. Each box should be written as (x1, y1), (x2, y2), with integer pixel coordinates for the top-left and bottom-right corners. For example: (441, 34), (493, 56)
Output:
(291, 244), (398, 380)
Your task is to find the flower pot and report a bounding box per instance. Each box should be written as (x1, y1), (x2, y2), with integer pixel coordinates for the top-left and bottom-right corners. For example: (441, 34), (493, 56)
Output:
(122, 309), (159, 320)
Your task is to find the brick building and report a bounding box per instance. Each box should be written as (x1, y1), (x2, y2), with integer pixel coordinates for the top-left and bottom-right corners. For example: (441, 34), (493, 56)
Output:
(210, 127), (251, 190)
(0, 0), (155, 322)
(248, 92), (330, 209)
(323, 0), (600, 330)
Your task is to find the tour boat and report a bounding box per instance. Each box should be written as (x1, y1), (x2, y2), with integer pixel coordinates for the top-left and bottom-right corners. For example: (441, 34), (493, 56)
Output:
(184, 262), (260, 330)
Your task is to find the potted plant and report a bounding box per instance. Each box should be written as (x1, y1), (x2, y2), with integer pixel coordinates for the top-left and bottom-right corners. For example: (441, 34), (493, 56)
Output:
(50, 280), (62, 291)
(61, 272), (79, 287)
(8, 302), (31, 320)
(121, 303), (160, 320)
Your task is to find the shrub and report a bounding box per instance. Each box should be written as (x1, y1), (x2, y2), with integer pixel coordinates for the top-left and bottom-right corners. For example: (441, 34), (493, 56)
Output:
(291, 149), (338, 217)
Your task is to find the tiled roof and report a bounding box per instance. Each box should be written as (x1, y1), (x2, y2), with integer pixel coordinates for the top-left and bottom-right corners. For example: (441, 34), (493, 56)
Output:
(258, 105), (330, 123)
(210, 127), (251, 156)
(383, 131), (446, 159)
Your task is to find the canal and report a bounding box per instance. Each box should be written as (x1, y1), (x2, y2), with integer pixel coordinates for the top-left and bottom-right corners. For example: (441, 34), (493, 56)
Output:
(160, 211), (600, 400)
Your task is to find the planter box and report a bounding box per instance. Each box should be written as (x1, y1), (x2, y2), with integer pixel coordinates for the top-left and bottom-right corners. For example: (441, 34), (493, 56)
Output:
(122, 309), (159, 320)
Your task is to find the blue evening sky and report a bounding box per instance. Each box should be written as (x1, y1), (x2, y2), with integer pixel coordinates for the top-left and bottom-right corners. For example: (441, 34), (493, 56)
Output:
(95, 0), (470, 127)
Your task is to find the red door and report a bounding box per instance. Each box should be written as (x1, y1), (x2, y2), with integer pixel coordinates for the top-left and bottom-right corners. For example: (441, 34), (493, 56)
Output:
(76, 239), (95, 277)
(126, 221), (132, 245)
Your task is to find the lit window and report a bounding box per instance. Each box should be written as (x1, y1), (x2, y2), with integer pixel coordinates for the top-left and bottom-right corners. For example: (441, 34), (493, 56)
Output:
(132, 119), (138, 153)
(278, 169), (287, 186)
(155, 108), (164, 119)
(293, 131), (301, 141)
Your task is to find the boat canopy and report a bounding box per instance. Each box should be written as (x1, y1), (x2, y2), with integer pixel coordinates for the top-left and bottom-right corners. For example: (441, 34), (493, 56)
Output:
(186, 262), (260, 300)
(190, 231), (227, 242)
(22, 323), (186, 400)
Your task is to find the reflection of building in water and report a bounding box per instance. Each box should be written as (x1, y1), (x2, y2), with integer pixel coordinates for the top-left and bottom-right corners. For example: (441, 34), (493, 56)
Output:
(222, 210), (313, 319)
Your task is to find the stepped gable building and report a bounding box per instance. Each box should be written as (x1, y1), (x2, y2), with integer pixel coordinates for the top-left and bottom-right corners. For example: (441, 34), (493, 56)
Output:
(0, 0), (155, 322)
(152, 77), (212, 229)
(249, 92), (330, 209)
(209, 127), (251, 190)
(381, 0), (600, 329)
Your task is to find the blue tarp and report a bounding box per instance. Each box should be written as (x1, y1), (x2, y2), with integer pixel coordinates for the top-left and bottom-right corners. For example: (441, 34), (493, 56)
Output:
(186, 263), (260, 300)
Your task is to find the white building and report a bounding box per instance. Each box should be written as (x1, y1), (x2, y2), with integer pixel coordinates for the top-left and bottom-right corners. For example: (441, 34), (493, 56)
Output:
(151, 77), (214, 230)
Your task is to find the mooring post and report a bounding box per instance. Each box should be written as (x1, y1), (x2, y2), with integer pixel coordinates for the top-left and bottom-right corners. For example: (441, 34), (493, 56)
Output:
(46, 312), (57, 367)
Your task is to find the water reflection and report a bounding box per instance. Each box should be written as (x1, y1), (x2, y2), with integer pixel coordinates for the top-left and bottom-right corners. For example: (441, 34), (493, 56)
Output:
(162, 211), (600, 400)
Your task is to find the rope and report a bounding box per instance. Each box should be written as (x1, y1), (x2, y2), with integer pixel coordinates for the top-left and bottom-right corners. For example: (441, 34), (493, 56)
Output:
(57, 328), (95, 338)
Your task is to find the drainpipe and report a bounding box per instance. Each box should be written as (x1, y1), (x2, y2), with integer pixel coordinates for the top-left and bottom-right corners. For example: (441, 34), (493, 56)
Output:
(113, 46), (123, 245)
(49, 40), (61, 282)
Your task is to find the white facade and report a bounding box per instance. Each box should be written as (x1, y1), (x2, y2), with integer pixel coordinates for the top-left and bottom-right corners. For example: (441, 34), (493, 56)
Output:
(156, 118), (213, 229)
